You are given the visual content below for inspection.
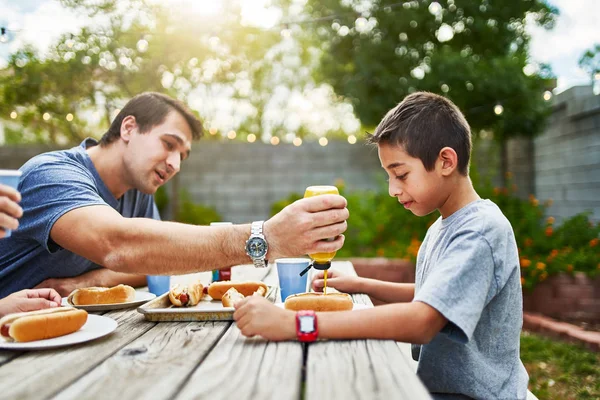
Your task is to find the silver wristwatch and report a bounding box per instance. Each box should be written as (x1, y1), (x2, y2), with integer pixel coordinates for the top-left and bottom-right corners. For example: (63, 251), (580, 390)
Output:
(245, 221), (269, 268)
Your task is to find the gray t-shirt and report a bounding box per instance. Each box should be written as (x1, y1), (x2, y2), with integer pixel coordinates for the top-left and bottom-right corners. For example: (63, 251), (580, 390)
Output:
(412, 199), (528, 400)
(0, 138), (159, 298)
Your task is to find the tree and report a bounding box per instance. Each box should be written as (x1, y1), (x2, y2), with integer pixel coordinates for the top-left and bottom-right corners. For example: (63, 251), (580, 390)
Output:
(0, 0), (313, 145)
(579, 43), (600, 80)
(292, 0), (558, 184)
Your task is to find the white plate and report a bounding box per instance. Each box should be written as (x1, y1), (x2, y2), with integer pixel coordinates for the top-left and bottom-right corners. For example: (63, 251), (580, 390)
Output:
(276, 303), (371, 311)
(0, 314), (117, 350)
(61, 290), (156, 311)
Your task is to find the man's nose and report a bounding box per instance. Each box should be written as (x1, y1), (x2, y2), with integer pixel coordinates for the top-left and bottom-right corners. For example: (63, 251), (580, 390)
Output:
(167, 153), (181, 174)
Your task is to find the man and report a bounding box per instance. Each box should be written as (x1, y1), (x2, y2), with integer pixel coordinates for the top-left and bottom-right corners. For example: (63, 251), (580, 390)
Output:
(0, 92), (348, 297)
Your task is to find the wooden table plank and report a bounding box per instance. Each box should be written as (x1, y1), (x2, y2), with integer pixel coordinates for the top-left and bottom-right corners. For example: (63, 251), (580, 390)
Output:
(306, 339), (431, 399)
(0, 350), (21, 367)
(0, 308), (155, 399)
(306, 260), (431, 400)
(175, 323), (303, 400)
(53, 320), (230, 400)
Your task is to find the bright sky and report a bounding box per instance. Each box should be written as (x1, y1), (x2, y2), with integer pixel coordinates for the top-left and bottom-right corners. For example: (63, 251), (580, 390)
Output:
(0, 0), (598, 93)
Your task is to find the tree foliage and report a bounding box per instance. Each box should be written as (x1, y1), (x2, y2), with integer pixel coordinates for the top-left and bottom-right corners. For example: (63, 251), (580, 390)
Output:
(579, 43), (600, 79)
(0, 0), (286, 144)
(296, 0), (558, 142)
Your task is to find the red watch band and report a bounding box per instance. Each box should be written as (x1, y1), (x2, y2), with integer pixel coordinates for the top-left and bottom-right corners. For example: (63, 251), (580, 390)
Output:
(296, 310), (318, 342)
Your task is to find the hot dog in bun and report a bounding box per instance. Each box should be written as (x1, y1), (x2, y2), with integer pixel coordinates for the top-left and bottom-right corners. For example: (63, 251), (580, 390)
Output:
(207, 281), (268, 300)
(0, 307), (88, 342)
(221, 287), (245, 307)
(169, 280), (204, 307)
(68, 284), (136, 305)
(284, 292), (353, 312)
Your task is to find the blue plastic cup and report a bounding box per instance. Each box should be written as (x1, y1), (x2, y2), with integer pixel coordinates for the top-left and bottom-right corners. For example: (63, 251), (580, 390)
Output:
(0, 170), (22, 238)
(147, 275), (171, 296)
(276, 258), (310, 302)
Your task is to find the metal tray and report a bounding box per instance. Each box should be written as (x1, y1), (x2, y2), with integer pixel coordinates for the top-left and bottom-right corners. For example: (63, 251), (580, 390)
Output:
(137, 285), (279, 322)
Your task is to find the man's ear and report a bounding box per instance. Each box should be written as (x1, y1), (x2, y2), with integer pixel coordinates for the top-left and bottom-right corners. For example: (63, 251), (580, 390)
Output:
(438, 147), (458, 176)
(120, 115), (137, 143)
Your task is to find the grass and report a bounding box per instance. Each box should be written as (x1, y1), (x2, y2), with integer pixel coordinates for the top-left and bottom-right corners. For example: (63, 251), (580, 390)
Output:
(521, 331), (600, 399)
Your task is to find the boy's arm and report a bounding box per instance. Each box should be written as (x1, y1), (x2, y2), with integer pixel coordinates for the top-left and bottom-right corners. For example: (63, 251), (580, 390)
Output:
(233, 297), (447, 344)
(313, 273), (415, 303)
(319, 301), (446, 343)
(359, 278), (415, 303)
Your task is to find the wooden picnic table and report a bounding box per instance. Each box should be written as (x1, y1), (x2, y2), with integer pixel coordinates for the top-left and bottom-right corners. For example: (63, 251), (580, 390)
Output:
(0, 261), (431, 400)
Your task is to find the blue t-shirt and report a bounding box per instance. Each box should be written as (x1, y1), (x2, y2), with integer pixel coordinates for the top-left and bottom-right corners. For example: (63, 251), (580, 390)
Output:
(412, 199), (528, 400)
(0, 138), (159, 298)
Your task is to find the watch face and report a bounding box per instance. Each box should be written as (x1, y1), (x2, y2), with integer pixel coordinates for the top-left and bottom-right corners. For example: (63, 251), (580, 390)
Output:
(246, 237), (267, 258)
(298, 315), (315, 333)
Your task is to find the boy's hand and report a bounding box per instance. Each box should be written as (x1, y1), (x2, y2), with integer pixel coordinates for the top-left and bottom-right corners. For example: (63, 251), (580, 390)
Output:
(311, 270), (359, 293)
(233, 296), (296, 341)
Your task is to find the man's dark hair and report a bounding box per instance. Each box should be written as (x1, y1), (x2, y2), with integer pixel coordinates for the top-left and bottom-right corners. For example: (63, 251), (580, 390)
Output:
(99, 92), (203, 146)
(367, 92), (472, 176)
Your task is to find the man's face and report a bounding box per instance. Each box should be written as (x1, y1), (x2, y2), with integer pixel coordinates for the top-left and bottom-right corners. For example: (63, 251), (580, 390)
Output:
(377, 143), (443, 217)
(123, 111), (193, 194)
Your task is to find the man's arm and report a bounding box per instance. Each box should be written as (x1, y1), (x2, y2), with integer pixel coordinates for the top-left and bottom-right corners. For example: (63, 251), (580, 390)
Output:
(34, 269), (147, 297)
(50, 194), (348, 275)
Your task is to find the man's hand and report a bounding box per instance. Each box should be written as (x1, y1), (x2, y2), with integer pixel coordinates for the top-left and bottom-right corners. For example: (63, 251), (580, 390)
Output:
(264, 194), (349, 260)
(0, 288), (62, 318)
(233, 296), (296, 341)
(311, 270), (360, 293)
(0, 183), (23, 239)
(34, 277), (81, 297)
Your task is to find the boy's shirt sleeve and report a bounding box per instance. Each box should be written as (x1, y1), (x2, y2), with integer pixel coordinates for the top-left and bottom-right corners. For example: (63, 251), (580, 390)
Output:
(413, 230), (496, 344)
(17, 159), (108, 253)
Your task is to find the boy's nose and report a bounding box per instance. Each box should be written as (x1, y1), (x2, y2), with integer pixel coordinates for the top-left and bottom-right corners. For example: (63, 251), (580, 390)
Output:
(388, 181), (402, 198)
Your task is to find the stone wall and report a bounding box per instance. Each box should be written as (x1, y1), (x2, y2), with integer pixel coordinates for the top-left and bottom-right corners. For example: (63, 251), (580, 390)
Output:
(506, 85), (600, 222)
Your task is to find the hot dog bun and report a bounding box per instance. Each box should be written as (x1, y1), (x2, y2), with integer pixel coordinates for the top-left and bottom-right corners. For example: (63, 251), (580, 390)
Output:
(0, 307), (88, 342)
(284, 292), (353, 312)
(207, 281), (268, 300)
(221, 287), (245, 307)
(169, 280), (204, 307)
(68, 284), (136, 305)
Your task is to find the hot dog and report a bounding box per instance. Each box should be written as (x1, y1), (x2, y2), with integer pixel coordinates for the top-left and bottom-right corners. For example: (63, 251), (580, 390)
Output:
(221, 287), (245, 307)
(0, 307), (88, 342)
(169, 280), (204, 307)
(284, 292), (353, 312)
(207, 281), (268, 300)
(68, 284), (136, 305)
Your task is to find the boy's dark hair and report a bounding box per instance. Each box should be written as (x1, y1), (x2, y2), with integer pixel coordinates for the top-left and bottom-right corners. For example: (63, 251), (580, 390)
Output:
(367, 92), (472, 176)
(99, 92), (203, 146)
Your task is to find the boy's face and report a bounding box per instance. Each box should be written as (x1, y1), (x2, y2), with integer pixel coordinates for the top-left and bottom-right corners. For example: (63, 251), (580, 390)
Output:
(123, 111), (193, 194)
(378, 143), (443, 217)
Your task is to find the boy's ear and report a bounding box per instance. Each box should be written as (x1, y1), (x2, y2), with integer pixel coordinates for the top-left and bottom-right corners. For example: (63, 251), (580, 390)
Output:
(438, 147), (458, 176)
(120, 115), (138, 143)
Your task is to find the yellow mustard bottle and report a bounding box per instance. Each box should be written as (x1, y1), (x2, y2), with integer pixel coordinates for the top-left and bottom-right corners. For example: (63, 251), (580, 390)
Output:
(304, 185), (339, 295)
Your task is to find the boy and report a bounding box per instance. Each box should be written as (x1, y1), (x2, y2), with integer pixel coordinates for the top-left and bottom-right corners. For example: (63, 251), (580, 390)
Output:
(233, 92), (528, 399)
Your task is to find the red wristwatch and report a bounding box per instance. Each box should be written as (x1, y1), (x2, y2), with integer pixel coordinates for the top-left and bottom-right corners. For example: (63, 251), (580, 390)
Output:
(296, 310), (318, 342)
